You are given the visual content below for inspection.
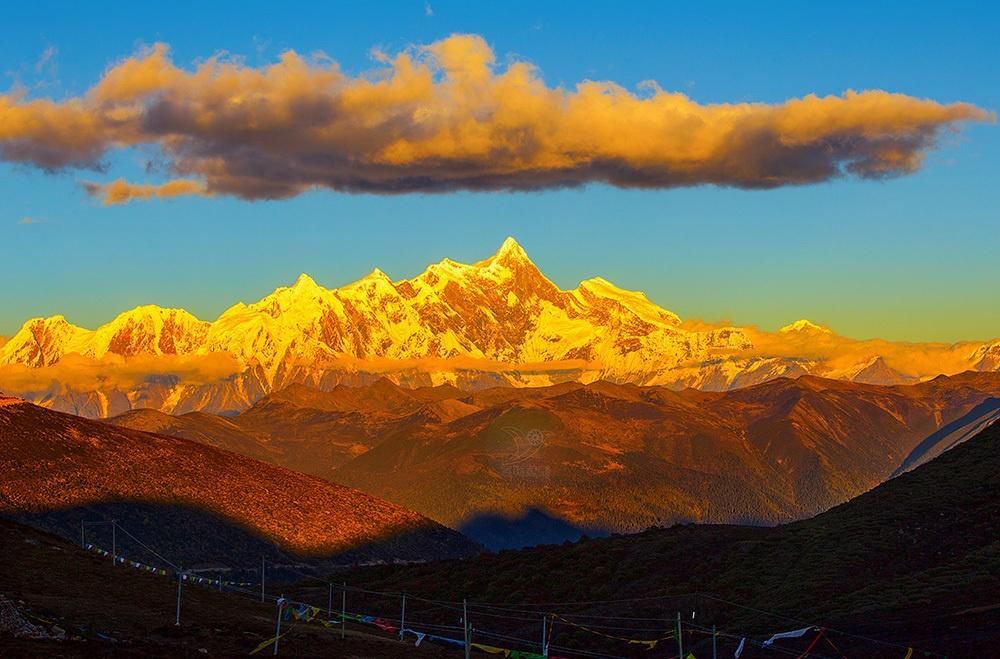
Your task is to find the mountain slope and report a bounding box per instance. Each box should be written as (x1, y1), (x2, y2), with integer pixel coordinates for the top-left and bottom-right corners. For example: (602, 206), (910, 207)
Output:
(0, 395), (476, 568)
(893, 396), (1000, 476)
(101, 372), (1000, 548)
(336, 419), (1000, 657)
(107, 407), (277, 463)
(0, 518), (455, 657)
(331, 372), (1000, 546)
(3, 238), (997, 417)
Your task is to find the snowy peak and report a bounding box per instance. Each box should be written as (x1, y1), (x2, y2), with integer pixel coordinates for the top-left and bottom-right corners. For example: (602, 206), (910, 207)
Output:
(89, 305), (209, 358)
(574, 277), (681, 326)
(0, 315), (90, 367)
(291, 272), (322, 291)
(487, 236), (530, 264)
(972, 341), (1000, 371)
(3, 237), (999, 419)
(474, 236), (547, 280)
(779, 319), (832, 334)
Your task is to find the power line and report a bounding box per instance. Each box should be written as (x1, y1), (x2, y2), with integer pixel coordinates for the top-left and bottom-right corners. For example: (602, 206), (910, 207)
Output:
(80, 526), (948, 658)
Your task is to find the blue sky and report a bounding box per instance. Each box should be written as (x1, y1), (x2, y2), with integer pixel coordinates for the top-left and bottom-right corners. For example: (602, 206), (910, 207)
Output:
(2, 1), (997, 341)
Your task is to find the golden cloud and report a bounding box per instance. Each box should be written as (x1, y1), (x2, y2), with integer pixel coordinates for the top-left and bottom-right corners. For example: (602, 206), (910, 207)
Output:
(84, 178), (207, 205)
(0, 352), (242, 393)
(744, 325), (986, 378)
(0, 35), (993, 200)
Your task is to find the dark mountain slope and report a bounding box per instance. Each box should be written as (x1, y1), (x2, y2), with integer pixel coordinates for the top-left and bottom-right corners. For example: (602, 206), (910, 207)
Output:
(0, 518), (453, 657)
(337, 420), (1000, 657)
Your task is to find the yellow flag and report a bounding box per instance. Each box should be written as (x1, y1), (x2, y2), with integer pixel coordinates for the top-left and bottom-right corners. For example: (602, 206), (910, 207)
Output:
(904, 649), (913, 659)
(249, 631), (290, 655)
(628, 639), (658, 650)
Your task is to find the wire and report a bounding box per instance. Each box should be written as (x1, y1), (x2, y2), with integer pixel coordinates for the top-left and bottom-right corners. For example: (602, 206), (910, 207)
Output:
(111, 522), (180, 570)
(81, 525), (949, 659)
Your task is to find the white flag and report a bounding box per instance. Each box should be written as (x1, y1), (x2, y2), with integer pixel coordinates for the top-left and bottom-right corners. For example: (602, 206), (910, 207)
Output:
(763, 626), (816, 647)
(734, 638), (746, 657)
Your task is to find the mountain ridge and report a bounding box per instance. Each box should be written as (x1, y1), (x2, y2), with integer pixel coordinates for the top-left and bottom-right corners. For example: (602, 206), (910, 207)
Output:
(3, 238), (998, 417)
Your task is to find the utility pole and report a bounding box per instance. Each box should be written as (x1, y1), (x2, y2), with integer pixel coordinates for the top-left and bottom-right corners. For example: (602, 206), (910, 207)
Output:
(111, 520), (117, 564)
(80, 520), (85, 548)
(676, 611), (683, 659)
(175, 571), (183, 626)
(399, 593), (406, 640)
(260, 557), (265, 603)
(541, 614), (547, 657)
(464, 599), (471, 659)
(274, 596), (284, 656)
(327, 583), (333, 621)
(341, 583), (346, 640)
(712, 624), (718, 659)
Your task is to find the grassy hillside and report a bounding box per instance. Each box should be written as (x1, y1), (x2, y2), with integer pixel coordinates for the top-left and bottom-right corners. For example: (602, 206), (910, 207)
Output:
(0, 518), (454, 657)
(331, 421), (1000, 657)
(0, 396), (477, 569)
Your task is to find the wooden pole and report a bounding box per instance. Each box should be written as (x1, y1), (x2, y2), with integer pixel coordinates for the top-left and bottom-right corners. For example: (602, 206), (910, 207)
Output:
(341, 583), (346, 640)
(464, 599), (471, 659)
(327, 583), (333, 621)
(677, 611), (683, 659)
(260, 557), (265, 602)
(175, 571), (182, 626)
(111, 521), (117, 564)
(712, 624), (717, 659)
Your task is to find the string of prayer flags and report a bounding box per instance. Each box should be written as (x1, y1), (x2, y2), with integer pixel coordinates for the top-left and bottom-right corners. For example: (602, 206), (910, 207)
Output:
(552, 613), (673, 648)
(87, 543), (250, 586)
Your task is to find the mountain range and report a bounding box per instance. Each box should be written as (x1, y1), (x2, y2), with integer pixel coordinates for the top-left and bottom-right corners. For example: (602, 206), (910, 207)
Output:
(336, 414), (1000, 658)
(0, 394), (476, 568)
(106, 371), (1000, 549)
(2, 238), (998, 417)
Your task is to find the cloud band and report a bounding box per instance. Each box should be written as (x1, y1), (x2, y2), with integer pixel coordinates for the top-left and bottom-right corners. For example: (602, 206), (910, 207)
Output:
(0, 35), (992, 203)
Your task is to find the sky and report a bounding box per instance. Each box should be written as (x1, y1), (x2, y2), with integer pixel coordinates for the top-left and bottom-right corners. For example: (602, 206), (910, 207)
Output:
(1, 1), (998, 343)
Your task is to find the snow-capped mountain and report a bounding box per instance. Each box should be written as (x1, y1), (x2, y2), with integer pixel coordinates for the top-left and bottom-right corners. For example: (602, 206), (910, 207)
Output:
(1, 238), (997, 416)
